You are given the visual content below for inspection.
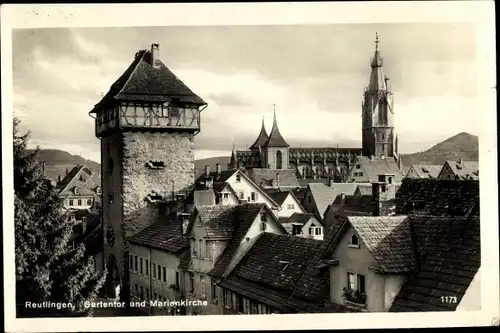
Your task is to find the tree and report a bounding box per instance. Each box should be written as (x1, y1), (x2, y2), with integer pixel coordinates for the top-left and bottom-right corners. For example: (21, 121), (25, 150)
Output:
(14, 117), (106, 317)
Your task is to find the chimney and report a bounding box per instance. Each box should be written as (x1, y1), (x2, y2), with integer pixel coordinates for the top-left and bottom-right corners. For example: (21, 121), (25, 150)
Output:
(216, 163), (222, 177)
(204, 165), (210, 177)
(276, 173), (280, 188)
(151, 43), (160, 69)
(328, 178), (334, 187)
(339, 192), (346, 214)
(458, 157), (463, 165)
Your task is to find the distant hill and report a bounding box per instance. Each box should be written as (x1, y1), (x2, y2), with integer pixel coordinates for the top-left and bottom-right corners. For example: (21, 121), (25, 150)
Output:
(29, 149), (101, 181)
(31, 132), (478, 181)
(400, 132), (478, 166)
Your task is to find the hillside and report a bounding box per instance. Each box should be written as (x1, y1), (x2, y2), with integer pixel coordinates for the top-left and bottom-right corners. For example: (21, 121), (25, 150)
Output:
(32, 132), (478, 181)
(400, 132), (478, 166)
(30, 149), (101, 181)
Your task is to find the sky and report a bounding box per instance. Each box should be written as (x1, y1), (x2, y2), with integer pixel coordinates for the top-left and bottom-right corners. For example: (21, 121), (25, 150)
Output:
(12, 23), (479, 162)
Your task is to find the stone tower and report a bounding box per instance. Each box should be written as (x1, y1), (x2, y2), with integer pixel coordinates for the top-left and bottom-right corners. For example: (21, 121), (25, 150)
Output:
(89, 44), (207, 302)
(262, 109), (289, 169)
(362, 33), (396, 159)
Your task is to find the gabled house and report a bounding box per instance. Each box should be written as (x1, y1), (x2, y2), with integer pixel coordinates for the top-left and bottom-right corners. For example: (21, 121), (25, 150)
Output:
(353, 184), (373, 196)
(127, 214), (190, 315)
(246, 168), (300, 189)
(182, 203), (287, 315)
(280, 213), (324, 240)
(438, 159), (479, 180)
(56, 165), (102, 210)
(302, 183), (336, 221)
(263, 188), (306, 218)
(405, 164), (442, 179)
(345, 156), (403, 184)
(195, 166), (280, 213)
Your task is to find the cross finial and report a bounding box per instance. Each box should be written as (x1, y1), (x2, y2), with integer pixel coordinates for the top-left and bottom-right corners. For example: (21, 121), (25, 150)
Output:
(375, 32), (379, 51)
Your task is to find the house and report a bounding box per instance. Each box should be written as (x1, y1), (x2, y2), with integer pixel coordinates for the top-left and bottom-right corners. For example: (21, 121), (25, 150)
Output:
(302, 183), (360, 221)
(345, 156), (403, 184)
(281, 213), (324, 240)
(405, 164), (442, 179)
(127, 213), (190, 316)
(353, 184), (373, 196)
(245, 168), (300, 189)
(181, 203), (288, 315)
(194, 166), (280, 213)
(56, 165), (102, 210)
(263, 188), (306, 218)
(438, 159), (479, 180)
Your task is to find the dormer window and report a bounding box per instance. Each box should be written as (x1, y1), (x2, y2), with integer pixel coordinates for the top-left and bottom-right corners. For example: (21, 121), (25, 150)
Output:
(260, 213), (266, 222)
(235, 174), (241, 182)
(146, 160), (166, 170)
(260, 222), (267, 232)
(349, 234), (360, 248)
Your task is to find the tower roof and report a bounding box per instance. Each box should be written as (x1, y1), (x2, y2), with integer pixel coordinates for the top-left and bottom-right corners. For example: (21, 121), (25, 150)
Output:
(263, 109), (289, 148)
(90, 44), (206, 114)
(249, 117), (269, 150)
(368, 33), (388, 92)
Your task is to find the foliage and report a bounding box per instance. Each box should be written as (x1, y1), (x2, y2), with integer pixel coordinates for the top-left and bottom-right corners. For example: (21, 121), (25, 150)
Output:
(14, 117), (106, 317)
(342, 287), (366, 304)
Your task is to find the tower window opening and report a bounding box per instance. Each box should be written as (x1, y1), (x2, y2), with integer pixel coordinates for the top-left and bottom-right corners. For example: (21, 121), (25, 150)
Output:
(146, 160), (166, 169)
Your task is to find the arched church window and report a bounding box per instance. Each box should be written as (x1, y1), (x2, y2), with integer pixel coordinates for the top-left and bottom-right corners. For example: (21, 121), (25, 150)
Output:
(276, 150), (283, 170)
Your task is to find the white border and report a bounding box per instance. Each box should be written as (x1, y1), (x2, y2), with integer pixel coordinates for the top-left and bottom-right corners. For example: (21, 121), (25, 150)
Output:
(1, 1), (498, 332)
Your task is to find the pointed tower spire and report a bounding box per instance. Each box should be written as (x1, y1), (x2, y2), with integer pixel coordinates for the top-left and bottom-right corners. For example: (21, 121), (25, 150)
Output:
(249, 116), (269, 150)
(368, 32), (386, 92)
(263, 105), (289, 147)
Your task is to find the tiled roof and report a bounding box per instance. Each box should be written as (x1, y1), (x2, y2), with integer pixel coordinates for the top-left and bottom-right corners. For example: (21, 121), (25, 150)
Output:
(263, 113), (289, 147)
(262, 189), (290, 205)
(208, 203), (268, 278)
(346, 216), (417, 273)
(249, 118), (269, 150)
(195, 170), (236, 188)
(128, 213), (189, 253)
(332, 194), (375, 214)
(291, 187), (307, 201)
(407, 164), (443, 179)
(355, 184), (373, 195)
(246, 168), (299, 188)
(91, 47), (206, 113)
(56, 165), (101, 198)
(307, 183), (337, 219)
(395, 179), (479, 217)
(193, 190), (216, 206)
(353, 156), (403, 183)
(298, 179), (330, 187)
(195, 205), (238, 239)
(178, 250), (192, 270)
(444, 160), (479, 180)
(289, 148), (361, 164)
(288, 213), (315, 225)
(389, 216), (480, 311)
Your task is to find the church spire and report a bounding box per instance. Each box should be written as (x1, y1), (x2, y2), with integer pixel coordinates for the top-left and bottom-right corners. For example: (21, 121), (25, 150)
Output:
(263, 105), (289, 148)
(249, 116), (269, 150)
(368, 32), (387, 92)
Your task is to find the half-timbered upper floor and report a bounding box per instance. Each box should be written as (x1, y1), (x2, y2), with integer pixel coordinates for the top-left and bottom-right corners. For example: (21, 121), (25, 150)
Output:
(89, 43), (207, 137)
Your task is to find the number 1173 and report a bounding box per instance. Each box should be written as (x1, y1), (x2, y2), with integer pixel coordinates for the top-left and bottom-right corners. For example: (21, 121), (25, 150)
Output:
(441, 296), (457, 303)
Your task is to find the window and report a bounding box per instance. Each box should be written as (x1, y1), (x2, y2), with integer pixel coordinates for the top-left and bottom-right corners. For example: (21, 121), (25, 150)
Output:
(353, 172), (358, 177)
(348, 272), (356, 290)
(359, 172), (363, 177)
(74, 187), (80, 195)
(96, 186), (102, 195)
(236, 294), (244, 313)
(292, 224), (301, 235)
(129, 255), (133, 270)
(158, 265), (161, 280)
(239, 192), (244, 199)
(211, 278), (217, 301)
(175, 271), (180, 288)
(189, 273), (194, 294)
(223, 289), (231, 308)
(108, 192), (114, 204)
(69, 199), (74, 206)
(135, 284), (138, 295)
(134, 256), (138, 272)
(287, 204), (294, 209)
(153, 263), (157, 279)
(87, 199), (92, 206)
(205, 241), (211, 259)
(378, 175), (386, 182)
(223, 193), (229, 199)
(77, 199), (82, 206)
(358, 275), (366, 294)
(200, 275), (206, 297)
(251, 300), (258, 314)
(199, 239), (204, 258)
(251, 192), (256, 201)
(388, 177), (392, 184)
(260, 222), (266, 232)
(308, 196), (311, 203)
(162, 267), (166, 282)
(260, 213), (266, 222)
(315, 227), (322, 235)
(381, 185), (386, 192)
(349, 234), (360, 248)
(347, 272), (366, 295)
(309, 227), (314, 235)
(235, 174), (241, 182)
(356, 164), (361, 169)
(145, 259), (149, 276)
(139, 258), (143, 274)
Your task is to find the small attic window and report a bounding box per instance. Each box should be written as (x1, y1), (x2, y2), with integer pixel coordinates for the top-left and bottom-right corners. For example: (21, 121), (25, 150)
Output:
(74, 187), (80, 195)
(349, 234), (360, 248)
(96, 186), (102, 195)
(235, 174), (241, 182)
(146, 160), (166, 170)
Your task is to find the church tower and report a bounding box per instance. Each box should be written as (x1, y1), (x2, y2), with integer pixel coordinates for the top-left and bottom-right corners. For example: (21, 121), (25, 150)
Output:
(262, 108), (289, 169)
(362, 33), (396, 159)
(89, 44), (207, 302)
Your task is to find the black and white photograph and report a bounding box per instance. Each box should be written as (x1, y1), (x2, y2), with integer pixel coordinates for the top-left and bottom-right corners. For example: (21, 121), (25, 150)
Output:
(2, 2), (498, 332)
